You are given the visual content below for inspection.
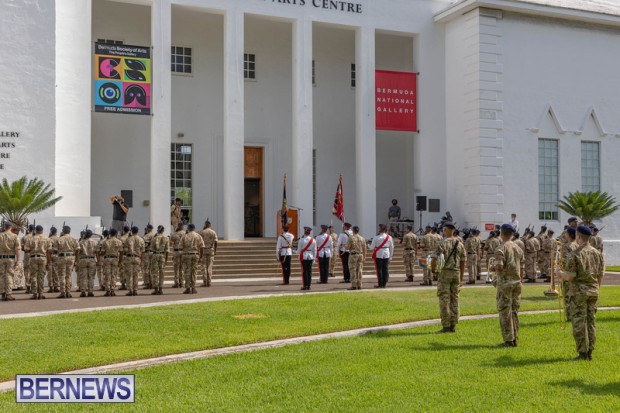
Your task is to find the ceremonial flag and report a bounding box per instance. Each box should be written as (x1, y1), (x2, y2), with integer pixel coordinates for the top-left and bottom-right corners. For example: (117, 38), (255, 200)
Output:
(332, 174), (345, 223)
(281, 174), (288, 227)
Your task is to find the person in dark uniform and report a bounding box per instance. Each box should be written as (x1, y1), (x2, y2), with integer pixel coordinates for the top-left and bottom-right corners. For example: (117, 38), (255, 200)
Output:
(110, 195), (129, 232)
(296, 227), (316, 291)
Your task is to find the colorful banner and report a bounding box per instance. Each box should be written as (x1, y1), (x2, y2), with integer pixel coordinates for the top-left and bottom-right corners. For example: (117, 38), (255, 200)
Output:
(94, 43), (151, 115)
(375, 70), (417, 132)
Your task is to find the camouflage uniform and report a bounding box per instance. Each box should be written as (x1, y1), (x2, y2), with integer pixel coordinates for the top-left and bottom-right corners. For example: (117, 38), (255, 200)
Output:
(181, 231), (204, 292)
(524, 236), (540, 281)
(464, 235), (481, 283)
(0, 229), (20, 300)
(434, 237), (466, 330)
(119, 231), (130, 288)
(564, 243), (604, 357)
(347, 233), (367, 290)
(420, 233), (437, 285)
(401, 231), (417, 281)
(24, 234), (52, 295)
(77, 238), (99, 295)
(101, 236), (123, 294)
(514, 238), (526, 277)
(48, 233), (59, 292)
(542, 236), (556, 280)
(535, 233), (547, 277)
(123, 234), (145, 294)
(562, 240), (578, 320)
(494, 240), (524, 343)
(142, 231), (154, 289)
(149, 233), (169, 292)
(54, 234), (79, 296)
(589, 234), (603, 253)
(21, 231), (33, 291)
(484, 237), (501, 282)
(170, 229), (185, 287)
(329, 231), (339, 276)
(199, 228), (218, 286)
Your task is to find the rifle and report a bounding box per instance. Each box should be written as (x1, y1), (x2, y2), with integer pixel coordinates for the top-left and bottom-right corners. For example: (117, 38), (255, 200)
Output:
(79, 225), (89, 241)
(61, 221), (66, 235)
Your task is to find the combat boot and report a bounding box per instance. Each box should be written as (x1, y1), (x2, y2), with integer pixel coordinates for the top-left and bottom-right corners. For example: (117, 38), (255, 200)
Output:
(437, 327), (451, 334)
(587, 350), (593, 361)
(87, 292), (94, 297)
(53, 287), (60, 292)
(151, 288), (158, 295)
(104, 291), (111, 297)
(80, 291), (87, 297)
(47, 287), (54, 293)
(38, 293), (46, 300)
(110, 291), (116, 297)
(30, 293), (38, 300)
(572, 353), (588, 361)
(120, 283), (127, 290)
(191, 288), (197, 294)
(5, 294), (15, 301)
(158, 288), (164, 295)
(126, 291), (133, 296)
(57, 292), (66, 299)
(1, 293), (5, 301)
(183, 288), (191, 294)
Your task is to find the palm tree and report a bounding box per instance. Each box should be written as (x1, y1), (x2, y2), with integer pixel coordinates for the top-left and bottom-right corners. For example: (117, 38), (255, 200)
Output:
(557, 191), (619, 225)
(0, 177), (62, 231)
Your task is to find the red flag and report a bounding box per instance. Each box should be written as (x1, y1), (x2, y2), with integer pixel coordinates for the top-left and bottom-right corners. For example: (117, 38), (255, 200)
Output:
(332, 174), (345, 223)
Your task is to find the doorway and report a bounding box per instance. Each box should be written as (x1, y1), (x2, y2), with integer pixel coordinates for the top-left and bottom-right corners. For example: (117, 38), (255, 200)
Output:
(244, 147), (263, 237)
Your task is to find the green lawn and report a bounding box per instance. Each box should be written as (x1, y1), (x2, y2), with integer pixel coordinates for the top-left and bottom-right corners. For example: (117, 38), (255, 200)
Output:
(1, 310), (618, 412)
(1, 286), (619, 382)
(606, 265), (620, 272)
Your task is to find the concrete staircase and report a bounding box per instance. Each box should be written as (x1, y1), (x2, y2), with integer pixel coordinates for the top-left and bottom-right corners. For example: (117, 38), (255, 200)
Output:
(164, 238), (413, 280)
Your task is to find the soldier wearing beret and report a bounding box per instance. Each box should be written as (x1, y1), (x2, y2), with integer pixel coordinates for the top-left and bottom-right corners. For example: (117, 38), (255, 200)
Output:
(0, 221), (20, 301)
(150, 225), (169, 295)
(401, 225), (417, 282)
(23, 225), (52, 300)
(347, 226), (367, 290)
(47, 226), (60, 293)
(181, 224), (204, 294)
(369, 224), (394, 288)
(523, 229), (540, 283)
(142, 224), (154, 290)
(101, 228), (124, 296)
(557, 226), (604, 361)
(54, 226), (79, 298)
(122, 226), (145, 296)
(484, 231), (501, 284)
(118, 225), (131, 290)
(199, 220), (218, 287)
(21, 224), (35, 294)
(296, 227), (317, 290)
(315, 225), (333, 284)
(76, 229), (98, 297)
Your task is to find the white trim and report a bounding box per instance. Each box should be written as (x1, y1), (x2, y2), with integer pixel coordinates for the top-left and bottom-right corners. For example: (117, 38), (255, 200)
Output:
(529, 103), (567, 134)
(574, 106), (610, 137)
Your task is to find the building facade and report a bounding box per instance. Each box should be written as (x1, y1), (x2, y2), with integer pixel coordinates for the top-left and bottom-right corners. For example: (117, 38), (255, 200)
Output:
(1, 0), (620, 261)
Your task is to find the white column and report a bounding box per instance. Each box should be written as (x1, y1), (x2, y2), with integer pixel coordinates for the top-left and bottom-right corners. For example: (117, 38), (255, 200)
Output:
(55, 0), (92, 216)
(291, 18), (314, 228)
(355, 26), (377, 237)
(150, 0), (172, 229)
(222, 10), (245, 240)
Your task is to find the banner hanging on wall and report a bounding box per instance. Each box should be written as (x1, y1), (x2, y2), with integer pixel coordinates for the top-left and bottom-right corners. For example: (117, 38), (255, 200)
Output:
(375, 70), (417, 132)
(94, 43), (151, 115)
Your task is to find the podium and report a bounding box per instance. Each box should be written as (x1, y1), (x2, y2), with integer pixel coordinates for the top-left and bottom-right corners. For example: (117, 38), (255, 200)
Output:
(276, 208), (299, 241)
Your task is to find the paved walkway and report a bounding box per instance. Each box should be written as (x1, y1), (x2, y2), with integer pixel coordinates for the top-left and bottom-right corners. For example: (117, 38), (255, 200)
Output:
(1, 306), (618, 393)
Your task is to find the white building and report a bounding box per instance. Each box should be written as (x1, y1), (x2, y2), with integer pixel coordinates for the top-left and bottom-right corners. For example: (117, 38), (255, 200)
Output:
(1, 0), (620, 261)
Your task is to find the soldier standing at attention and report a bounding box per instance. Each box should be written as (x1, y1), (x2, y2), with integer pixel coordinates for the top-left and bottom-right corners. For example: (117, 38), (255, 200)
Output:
(484, 231), (502, 284)
(370, 224), (394, 289)
(76, 229), (98, 297)
(47, 226), (60, 293)
(431, 226), (442, 282)
(492, 224), (524, 347)
(328, 225), (338, 277)
(199, 220), (218, 287)
(557, 226), (604, 361)
(535, 226), (548, 279)
(336, 223), (353, 283)
(276, 225), (294, 285)
(170, 198), (183, 232)
(150, 225), (169, 295)
(22, 224), (34, 294)
(562, 227), (578, 321)
(101, 228), (123, 297)
(347, 226), (367, 290)
(181, 224), (204, 294)
(541, 229), (555, 282)
(142, 224), (154, 289)
(513, 232), (526, 279)
(0, 221), (20, 301)
(170, 224), (186, 288)
(24, 225), (52, 300)
(401, 225), (417, 282)
(119, 225), (131, 290)
(432, 222), (466, 333)
(296, 227), (317, 291)
(55, 226), (79, 298)
(315, 225), (333, 284)
(524, 230), (540, 283)
(464, 229), (481, 284)
(96, 229), (109, 291)
(420, 226), (433, 286)
(122, 226), (145, 296)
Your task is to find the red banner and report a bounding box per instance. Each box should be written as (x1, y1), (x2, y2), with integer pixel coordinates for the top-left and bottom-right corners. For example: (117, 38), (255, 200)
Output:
(375, 70), (417, 132)
(485, 224), (495, 231)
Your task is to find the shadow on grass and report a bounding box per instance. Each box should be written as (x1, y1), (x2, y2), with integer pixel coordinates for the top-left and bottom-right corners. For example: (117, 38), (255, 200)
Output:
(484, 355), (566, 368)
(413, 341), (500, 351)
(522, 296), (556, 302)
(362, 329), (437, 339)
(551, 379), (620, 397)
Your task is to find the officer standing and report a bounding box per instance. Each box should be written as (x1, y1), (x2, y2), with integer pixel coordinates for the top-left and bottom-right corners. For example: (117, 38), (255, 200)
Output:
(464, 228), (481, 284)
(96, 229), (108, 291)
(21, 224), (34, 294)
(535, 226), (548, 279)
(170, 198), (183, 232)
(432, 222), (466, 333)
(199, 220), (218, 287)
(47, 226), (59, 293)
(315, 225), (333, 284)
(541, 229), (555, 282)
(122, 226), (145, 296)
(276, 225), (294, 285)
(296, 227), (317, 291)
(492, 224), (524, 347)
(328, 225), (338, 278)
(24, 225), (52, 300)
(142, 224), (154, 290)
(347, 226), (367, 290)
(557, 226), (604, 361)
(401, 225), (417, 282)
(150, 225), (169, 295)
(54, 226), (79, 299)
(524, 230), (540, 283)
(484, 231), (501, 284)
(420, 226), (434, 286)
(336, 223), (353, 283)
(76, 229), (98, 297)
(0, 221), (20, 301)
(101, 228), (123, 296)
(181, 224), (204, 294)
(562, 227), (578, 321)
(370, 224), (394, 289)
(119, 226), (131, 290)
(170, 223), (186, 288)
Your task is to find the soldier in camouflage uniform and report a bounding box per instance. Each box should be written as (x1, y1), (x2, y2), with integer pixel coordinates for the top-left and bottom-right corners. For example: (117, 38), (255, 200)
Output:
(122, 226), (145, 296)
(523, 230), (540, 283)
(76, 230), (99, 297)
(150, 225), (169, 295)
(101, 228), (123, 296)
(464, 229), (482, 284)
(484, 231), (501, 284)
(170, 224), (186, 288)
(433, 222), (466, 333)
(47, 226), (60, 293)
(562, 228), (578, 321)
(589, 227), (603, 253)
(347, 226), (367, 290)
(493, 224), (524, 347)
(181, 224), (204, 294)
(557, 226), (604, 361)
(21, 224), (34, 294)
(118, 226), (131, 290)
(535, 226), (548, 279)
(142, 225), (154, 289)
(199, 220), (218, 287)
(328, 226), (338, 277)
(541, 229), (556, 282)
(419, 226), (435, 286)
(401, 225), (417, 282)
(96, 230), (109, 291)
(24, 225), (53, 300)
(0, 221), (20, 301)
(54, 226), (79, 298)
(513, 232), (526, 279)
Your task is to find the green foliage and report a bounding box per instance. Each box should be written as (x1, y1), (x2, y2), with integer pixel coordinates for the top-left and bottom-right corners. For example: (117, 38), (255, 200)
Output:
(557, 191), (619, 225)
(0, 176), (62, 231)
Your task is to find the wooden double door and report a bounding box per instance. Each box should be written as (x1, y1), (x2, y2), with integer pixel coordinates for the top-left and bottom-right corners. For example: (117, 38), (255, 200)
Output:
(244, 147), (263, 237)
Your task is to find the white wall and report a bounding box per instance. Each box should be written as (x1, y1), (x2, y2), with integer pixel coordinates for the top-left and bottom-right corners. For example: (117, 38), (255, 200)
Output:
(0, 0), (56, 206)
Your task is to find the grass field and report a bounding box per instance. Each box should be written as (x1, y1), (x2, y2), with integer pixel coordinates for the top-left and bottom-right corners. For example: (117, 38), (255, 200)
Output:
(1, 286), (619, 383)
(605, 265), (620, 272)
(1, 310), (618, 412)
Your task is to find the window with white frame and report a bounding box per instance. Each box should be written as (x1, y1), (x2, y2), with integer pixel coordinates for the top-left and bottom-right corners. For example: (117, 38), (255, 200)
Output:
(538, 139), (559, 220)
(581, 141), (600, 192)
(171, 46), (192, 74)
(171, 143), (193, 221)
(244, 53), (256, 80)
(350, 63), (356, 88)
